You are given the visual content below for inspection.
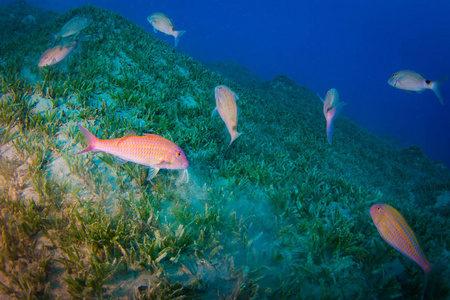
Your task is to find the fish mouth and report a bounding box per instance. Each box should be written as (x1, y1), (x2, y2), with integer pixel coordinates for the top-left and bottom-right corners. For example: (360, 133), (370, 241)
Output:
(388, 78), (397, 87)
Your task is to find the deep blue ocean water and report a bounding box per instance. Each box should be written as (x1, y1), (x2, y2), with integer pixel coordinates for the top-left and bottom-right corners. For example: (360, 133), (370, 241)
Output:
(23, 0), (450, 167)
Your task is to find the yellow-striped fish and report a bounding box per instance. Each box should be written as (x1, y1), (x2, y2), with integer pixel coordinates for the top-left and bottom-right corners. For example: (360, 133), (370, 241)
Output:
(73, 124), (189, 182)
(213, 85), (242, 146)
(147, 13), (186, 47)
(370, 204), (433, 275)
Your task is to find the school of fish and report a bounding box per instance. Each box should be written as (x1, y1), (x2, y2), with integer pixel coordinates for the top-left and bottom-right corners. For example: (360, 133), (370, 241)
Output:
(38, 15), (92, 68)
(34, 9), (447, 298)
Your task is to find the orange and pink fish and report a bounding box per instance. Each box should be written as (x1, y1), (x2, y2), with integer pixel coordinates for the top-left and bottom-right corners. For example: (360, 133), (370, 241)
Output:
(213, 85), (242, 146)
(319, 88), (345, 145)
(147, 12), (185, 47)
(73, 124), (189, 182)
(370, 204), (433, 275)
(38, 41), (77, 67)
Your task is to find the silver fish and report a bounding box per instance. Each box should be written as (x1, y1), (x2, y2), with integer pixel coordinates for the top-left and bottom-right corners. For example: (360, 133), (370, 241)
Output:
(147, 12), (185, 47)
(388, 70), (447, 105)
(54, 15), (92, 41)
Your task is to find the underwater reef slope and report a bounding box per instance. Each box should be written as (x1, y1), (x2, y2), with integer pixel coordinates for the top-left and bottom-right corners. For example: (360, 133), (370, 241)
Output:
(0, 3), (449, 299)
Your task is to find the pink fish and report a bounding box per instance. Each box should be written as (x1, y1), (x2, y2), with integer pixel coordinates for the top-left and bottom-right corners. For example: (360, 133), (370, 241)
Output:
(370, 204), (433, 275)
(73, 124), (189, 182)
(38, 41), (76, 67)
(319, 88), (345, 145)
(388, 70), (447, 105)
(213, 85), (242, 146)
(147, 13), (186, 47)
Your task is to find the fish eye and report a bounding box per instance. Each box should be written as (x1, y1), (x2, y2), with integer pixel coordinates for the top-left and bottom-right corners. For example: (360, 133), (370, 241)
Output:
(176, 152), (181, 157)
(377, 206), (381, 212)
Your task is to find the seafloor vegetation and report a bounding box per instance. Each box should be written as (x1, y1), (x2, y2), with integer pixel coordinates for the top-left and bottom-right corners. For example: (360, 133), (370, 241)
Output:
(0, 2), (449, 299)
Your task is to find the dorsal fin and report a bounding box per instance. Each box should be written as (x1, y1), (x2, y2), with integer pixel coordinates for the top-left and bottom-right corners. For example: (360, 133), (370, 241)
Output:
(123, 131), (137, 137)
(143, 133), (161, 138)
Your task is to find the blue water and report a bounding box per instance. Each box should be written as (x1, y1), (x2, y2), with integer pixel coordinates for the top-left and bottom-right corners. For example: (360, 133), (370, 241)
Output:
(28, 0), (450, 167)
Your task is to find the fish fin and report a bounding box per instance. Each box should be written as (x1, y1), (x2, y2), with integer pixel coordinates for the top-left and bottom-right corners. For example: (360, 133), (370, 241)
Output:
(155, 159), (169, 166)
(317, 92), (324, 103)
(325, 103), (345, 145)
(147, 167), (160, 181)
(143, 133), (159, 137)
(432, 75), (448, 105)
(153, 28), (158, 34)
(177, 169), (189, 184)
(114, 157), (128, 165)
(229, 132), (242, 147)
(211, 107), (218, 118)
(421, 264), (447, 300)
(174, 30), (186, 47)
(326, 119), (334, 145)
(75, 33), (89, 42)
(124, 131), (137, 137)
(234, 92), (239, 100)
(72, 123), (99, 155)
(50, 32), (57, 46)
(333, 102), (346, 118)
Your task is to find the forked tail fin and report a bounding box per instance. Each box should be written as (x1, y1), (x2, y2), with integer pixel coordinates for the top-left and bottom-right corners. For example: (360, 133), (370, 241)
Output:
(326, 102), (345, 145)
(72, 123), (99, 155)
(228, 132), (242, 148)
(432, 75), (448, 105)
(174, 30), (186, 47)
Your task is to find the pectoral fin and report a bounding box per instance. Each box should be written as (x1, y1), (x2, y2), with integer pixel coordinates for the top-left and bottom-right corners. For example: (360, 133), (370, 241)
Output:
(176, 169), (189, 184)
(114, 157), (128, 165)
(211, 107), (218, 118)
(147, 167), (160, 181)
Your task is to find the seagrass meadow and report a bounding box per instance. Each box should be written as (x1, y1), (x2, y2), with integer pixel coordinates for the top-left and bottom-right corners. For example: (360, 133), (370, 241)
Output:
(0, 2), (449, 299)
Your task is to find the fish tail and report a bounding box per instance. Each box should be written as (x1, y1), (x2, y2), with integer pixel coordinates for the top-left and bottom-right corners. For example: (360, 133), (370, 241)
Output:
(72, 123), (99, 155)
(326, 119), (334, 145)
(431, 75), (448, 105)
(50, 32), (56, 46)
(421, 263), (446, 300)
(421, 272), (430, 300)
(174, 30), (186, 47)
(326, 102), (345, 145)
(229, 132), (242, 147)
